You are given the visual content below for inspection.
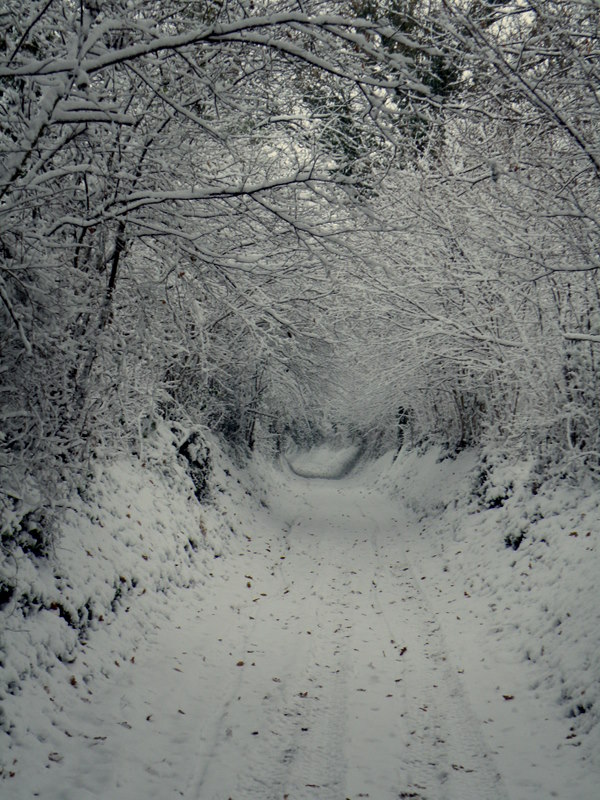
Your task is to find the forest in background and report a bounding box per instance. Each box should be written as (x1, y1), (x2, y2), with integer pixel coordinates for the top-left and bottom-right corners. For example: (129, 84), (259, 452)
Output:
(1, 0), (599, 547)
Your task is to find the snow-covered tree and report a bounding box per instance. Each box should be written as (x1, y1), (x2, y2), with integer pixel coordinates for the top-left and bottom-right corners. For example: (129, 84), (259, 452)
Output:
(1, 0), (433, 532)
(331, 0), (600, 470)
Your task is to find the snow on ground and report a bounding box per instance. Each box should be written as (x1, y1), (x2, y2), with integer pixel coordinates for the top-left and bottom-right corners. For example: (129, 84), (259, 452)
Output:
(1, 440), (599, 798)
(284, 444), (363, 479)
(364, 447), (600, 798)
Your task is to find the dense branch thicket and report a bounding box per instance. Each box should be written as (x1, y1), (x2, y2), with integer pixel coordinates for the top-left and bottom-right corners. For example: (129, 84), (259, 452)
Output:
(1, 0), (599, 542)
(0, 0), (433, 534)
(326, 1), (600, 473)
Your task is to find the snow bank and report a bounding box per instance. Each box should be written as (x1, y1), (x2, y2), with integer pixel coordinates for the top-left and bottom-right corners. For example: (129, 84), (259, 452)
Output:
(0, 425), (246, 748)
(365, 445), (600, 773)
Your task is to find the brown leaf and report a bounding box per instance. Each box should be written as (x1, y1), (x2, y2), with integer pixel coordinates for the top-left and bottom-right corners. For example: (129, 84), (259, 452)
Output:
(503, 694), (515, 701)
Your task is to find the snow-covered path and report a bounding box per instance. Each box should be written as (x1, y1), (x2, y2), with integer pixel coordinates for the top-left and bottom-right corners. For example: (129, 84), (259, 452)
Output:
(185, 480), (509, 800)
(7, 460), (598, 799)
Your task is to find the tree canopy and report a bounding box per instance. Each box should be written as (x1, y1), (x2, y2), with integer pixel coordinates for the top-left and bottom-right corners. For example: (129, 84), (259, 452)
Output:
(1, 0), (599, 536)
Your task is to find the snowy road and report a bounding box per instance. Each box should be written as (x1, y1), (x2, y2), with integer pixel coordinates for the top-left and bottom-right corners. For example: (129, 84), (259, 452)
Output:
(184, 479), (509, 800)
(15, 472), (516, 800)
(196, 483), (507, 800)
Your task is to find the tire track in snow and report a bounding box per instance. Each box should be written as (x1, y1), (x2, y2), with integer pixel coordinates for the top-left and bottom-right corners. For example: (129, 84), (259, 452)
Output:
(188, 514), (352, 800)
(359, 504), (510, 800)
(277, 517), (351, 798)
(252, 512), (352, 799)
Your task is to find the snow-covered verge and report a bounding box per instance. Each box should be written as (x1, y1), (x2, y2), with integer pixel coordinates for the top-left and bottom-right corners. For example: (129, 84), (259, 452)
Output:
(365, 446), (600, 775)
(0, 426), (252, 759)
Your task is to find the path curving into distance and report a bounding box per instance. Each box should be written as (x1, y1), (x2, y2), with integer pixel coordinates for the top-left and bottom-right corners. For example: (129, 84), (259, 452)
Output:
(17, 449), (587, 799)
